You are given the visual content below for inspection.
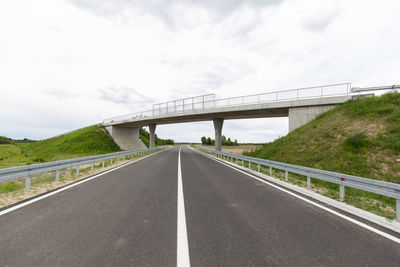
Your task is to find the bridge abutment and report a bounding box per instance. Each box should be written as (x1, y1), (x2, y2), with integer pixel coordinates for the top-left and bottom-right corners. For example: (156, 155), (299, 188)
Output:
(149, 124), (156, 148)
(288, 105), (336, 132)
(213, 118), (224, 151)
(105, 126), (146, 150)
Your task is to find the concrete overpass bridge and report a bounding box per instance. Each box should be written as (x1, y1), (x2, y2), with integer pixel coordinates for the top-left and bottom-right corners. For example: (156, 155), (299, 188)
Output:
(102, 83), (358, 151)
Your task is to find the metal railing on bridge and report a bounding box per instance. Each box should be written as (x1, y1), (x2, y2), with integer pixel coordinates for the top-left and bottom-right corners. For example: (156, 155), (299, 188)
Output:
(103, 83), (351, 125)
(198, 147), (400, 221)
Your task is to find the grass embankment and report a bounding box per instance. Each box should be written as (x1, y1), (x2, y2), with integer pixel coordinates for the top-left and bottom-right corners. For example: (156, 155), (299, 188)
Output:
(0, 125), (121, 169)
(246, 92), (400, 219)
(0, 124), (123, 198)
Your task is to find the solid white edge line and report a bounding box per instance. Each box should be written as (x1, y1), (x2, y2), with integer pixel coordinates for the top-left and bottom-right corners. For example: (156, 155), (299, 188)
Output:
(195, 149), (400, 245)
(177, 146), (191, 267)
(0, 148), (168, 217)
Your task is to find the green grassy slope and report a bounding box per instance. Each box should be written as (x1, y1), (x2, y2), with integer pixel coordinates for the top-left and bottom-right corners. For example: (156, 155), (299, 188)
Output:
(0, 125), (121, 168)
(246, 92), (400, 218)
(248, 92), (400, 182)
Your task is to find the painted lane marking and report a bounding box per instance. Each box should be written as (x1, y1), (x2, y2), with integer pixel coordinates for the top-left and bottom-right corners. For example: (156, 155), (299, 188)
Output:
(177, 146), (191, 267)
(197, 150), (400, 245)
(0, 149), (168, 217)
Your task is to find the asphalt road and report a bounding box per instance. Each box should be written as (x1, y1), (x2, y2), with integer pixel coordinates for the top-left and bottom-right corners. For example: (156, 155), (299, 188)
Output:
(0, 146), (400, 266)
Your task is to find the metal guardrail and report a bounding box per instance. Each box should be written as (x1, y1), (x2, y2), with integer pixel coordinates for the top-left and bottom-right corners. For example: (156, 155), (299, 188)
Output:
(351, 84), (400, 93)
(103, 83), (351, 125)
(0, 147), (166, 191)
(153, 93), (216, 116)
(198, 148), (400, 220)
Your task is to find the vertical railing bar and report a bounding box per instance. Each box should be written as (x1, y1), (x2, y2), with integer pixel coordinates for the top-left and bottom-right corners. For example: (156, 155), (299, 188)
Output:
(25, 175), (30, 191)
(340, 184), (345, 201)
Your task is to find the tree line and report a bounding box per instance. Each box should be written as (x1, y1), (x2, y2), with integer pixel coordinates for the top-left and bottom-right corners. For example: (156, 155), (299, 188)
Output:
(201, 136), (238, 146)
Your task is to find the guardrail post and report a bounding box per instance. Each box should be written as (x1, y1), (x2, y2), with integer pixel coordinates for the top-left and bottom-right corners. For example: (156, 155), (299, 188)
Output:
(111, 159), (113, 165)
(236, 158), (238, 164)
(242, 160), (244, 166)
(307, 176), (311, 189)
(249, 161), (251, 169)
(269, 166), (272, 176)
(258, 164), (260, 172)
(285, 170), (288, 181)
(102, 160), (105, 167)
(340, 184), (345, 201)
(76, 165), (80, 176)
(91, 162), (94, 171)
(25, 175), (30, 191)
(397, 199), (400, 221)
(56, 170), (60, 181)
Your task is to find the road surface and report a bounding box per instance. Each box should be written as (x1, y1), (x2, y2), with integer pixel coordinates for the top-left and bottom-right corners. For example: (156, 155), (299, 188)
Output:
(0, 146), (399, 266)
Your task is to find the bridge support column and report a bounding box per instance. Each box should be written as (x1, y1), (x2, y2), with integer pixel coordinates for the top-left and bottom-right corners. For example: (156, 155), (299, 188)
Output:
(105, 126), (146, 150)
(149, 124), (156, 148)
(213, 118), (224, 151)
(288, 105), (336, 132)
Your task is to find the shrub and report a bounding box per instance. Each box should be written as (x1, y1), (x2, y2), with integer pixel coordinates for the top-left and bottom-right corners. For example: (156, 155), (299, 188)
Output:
(32, 157), (45, 163)
(344, 133), (369, 152)
(0, 136), (13, 145)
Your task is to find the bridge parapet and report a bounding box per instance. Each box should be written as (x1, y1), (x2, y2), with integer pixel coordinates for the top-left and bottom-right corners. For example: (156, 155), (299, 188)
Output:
(103, 83), (351, 126)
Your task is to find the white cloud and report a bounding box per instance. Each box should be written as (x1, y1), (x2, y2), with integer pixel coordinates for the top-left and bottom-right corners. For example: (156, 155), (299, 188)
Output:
(0, 0), (399, 142)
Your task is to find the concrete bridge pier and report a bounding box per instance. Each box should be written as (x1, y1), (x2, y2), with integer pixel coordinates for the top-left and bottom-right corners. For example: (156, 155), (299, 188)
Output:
(288, 105), (336, 132)
(149, 124), (156, 148)
(213, 118), (224, 151)
(105, 125), (146, 150)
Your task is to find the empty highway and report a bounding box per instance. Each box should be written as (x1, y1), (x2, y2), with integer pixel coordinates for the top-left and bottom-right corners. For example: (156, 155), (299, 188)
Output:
(0, 146), (399, 266)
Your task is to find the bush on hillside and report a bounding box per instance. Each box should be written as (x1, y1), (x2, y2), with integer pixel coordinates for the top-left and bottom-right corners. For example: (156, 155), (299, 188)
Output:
(344, 133), (369, 152)
(0, 136), (13, 145)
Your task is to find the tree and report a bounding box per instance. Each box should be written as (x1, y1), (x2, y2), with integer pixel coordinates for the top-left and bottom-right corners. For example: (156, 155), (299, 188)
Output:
(201, 136), (207, 145)
(221, 135), (227, 145)
(206, 137), (212, 145)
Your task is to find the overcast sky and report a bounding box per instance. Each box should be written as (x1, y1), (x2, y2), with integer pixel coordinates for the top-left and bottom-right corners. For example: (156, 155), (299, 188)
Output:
(1, 0), (399, 143)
